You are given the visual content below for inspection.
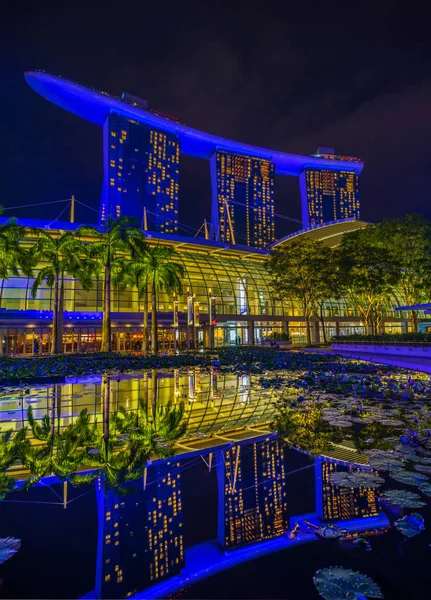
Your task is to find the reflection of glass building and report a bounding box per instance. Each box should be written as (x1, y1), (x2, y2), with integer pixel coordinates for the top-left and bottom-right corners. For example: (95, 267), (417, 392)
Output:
(100, 113), (180, 233)
(211, 150), (275, 248)
(300, 149), (361, 228)
(217, 438), (288, 550)
(316, 458), (378, 522)
(95, 462), (184, 599)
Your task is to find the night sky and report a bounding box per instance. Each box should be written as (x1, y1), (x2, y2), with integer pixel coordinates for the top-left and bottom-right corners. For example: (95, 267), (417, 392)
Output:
(3, 2), (431, 238)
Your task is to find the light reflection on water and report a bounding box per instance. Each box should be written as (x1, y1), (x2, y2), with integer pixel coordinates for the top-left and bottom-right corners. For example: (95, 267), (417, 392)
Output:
(0, 436), (390, 600)
(0, 369), (278, 438)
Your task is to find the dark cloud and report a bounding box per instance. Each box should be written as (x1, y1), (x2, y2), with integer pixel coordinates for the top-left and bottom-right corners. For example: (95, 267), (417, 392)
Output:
(2, 1), (431, 235)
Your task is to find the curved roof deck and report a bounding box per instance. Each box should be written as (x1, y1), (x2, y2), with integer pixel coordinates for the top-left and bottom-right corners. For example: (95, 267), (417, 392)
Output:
(25, 71), (364, 177)
(271, 218), (369, 249)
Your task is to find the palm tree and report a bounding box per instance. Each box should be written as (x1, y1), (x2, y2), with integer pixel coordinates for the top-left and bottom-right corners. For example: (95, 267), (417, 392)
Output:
(30, 231), (92, 354)
(0, 217), (33, 308)
(76, 217), (145, 352)
(139, 246), (185, 353)
(115, 237), (150, 353)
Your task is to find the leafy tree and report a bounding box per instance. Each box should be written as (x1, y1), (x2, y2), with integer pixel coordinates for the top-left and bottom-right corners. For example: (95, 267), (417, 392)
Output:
(138, 246), (185, 353)
(31, 231), (92, 353)
(267, 239), (336, 345)
(272, 404), (342, 455)
(77, 217), (145, 352)
(375, 214), (431, 332)
(337, 226), (399, 335)
(0, 213), (33, 308)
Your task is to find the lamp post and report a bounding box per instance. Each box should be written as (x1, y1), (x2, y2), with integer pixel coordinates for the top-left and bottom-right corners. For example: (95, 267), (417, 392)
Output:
(187, 288), (194, 350)
(209, 289), (216, 349)
(173, 293), (179, 353)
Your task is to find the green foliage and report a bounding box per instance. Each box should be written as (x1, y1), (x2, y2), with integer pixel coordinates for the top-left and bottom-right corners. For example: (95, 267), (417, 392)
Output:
(0, 219), (32, 291)
(332, 332), (431, 343)
(338, 224), (400, 334)
(139, 245), (185, 352)
(77, 216), (147, 352)
(272, 403), (343, 455)
(267, 239), (340, 345)
(375, 214), (431, 331)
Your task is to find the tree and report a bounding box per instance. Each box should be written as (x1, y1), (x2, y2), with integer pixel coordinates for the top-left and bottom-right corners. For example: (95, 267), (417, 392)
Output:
(77, 217), (145, 352)
(31, 231), (92, 354)
(267, 239), (334, 345)
(338, 226), (399, 335)
(138, 246), (185, 353)
(0, 215), (33, 308)
(375, 214), (431, 332)
(308, 245), (342, 345)
(115, 237), (150, 353)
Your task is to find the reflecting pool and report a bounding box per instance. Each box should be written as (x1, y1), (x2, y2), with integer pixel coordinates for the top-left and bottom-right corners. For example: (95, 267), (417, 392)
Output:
(1, 437), (431, 599)
(2, 358), (431, 599)
(0, 369), (277, 440)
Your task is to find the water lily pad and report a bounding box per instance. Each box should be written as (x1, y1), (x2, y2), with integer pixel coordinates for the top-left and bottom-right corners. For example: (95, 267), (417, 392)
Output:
(395, 513), (425, 537)
(369, 457), (405, 472)
(313, 566), (383, 600)
(419, 482), (431, 496)
(380, 489), (426, 508)
(390, 470), (428, 486)
(329, 471), (384, 489)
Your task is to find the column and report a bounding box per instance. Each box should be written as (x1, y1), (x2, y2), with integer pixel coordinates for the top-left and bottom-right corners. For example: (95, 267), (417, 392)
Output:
(311, 321), (320, 344)
(247, 320), (255, 346)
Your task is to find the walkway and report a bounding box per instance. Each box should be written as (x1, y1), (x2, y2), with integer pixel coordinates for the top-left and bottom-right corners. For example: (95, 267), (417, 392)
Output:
(331, 348), (431, 374)
(129, 512), (389, 600)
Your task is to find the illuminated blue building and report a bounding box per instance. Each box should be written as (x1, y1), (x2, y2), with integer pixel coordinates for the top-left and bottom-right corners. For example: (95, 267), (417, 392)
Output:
(100, 113), (180, 231)
(300, 148), (361, 228)
(211, 150), (275, 248)
(24, 71), (364, 240)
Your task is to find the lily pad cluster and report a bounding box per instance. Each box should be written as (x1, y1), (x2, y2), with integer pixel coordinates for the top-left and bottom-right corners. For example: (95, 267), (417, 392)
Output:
(313, 567), (384, 600)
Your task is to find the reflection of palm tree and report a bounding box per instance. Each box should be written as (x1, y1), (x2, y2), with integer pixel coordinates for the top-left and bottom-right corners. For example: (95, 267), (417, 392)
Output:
(22, 406), (97, 487)
(0, 429), (27, 499)
(115, 398), (187, 459)
(71, 373), (150, 493)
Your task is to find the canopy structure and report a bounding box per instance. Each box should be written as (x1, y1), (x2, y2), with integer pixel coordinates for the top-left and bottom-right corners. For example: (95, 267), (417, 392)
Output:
(396, 304), (431, 314)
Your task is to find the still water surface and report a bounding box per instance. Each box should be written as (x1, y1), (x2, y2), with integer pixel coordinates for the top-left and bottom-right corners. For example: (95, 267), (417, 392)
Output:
(1, 368), (431, 599)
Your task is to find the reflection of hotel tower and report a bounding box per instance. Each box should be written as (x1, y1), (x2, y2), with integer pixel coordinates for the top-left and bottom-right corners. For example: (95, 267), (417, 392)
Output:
(211, 150), (276, 248)
(217, 438), (289, 550)
(315, 458), (378, 521)
(95, 462), (184, 599)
